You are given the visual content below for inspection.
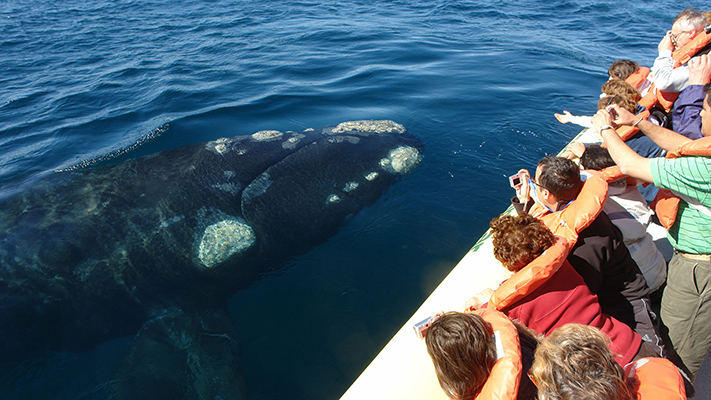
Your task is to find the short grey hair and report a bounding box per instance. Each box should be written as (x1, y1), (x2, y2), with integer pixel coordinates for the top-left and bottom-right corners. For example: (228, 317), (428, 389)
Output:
(673, 7), (707, 32)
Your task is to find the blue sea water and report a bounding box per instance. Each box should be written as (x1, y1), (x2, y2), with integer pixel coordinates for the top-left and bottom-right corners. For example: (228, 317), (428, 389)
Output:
(0, 0), (701, 399)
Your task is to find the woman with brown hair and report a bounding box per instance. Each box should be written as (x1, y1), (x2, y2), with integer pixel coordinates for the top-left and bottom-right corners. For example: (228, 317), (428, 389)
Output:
(475, 212), (654, 366)
(425, 308), (538, 400)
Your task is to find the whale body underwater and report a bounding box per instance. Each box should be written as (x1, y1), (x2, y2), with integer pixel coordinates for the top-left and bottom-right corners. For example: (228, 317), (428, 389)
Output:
(0, 120), (422, 371)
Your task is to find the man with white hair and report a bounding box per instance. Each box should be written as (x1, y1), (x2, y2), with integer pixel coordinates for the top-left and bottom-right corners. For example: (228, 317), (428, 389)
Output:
(652, 7), (709, 92)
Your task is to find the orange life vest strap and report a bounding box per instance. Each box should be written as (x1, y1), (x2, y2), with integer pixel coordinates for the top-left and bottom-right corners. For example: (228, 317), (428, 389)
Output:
(489, 236), (570, 312)
(624, 357), (686, 400)
(473, 308), (523, 400)
(656, 90), (679, 112)
(673, 29), (711, 68)
(537, 171), (608, 243)
(652, 137), (711, 230)
(625, 66), (650, 90)
(614, 109), (651, 142)
(638, 83), (659, 110)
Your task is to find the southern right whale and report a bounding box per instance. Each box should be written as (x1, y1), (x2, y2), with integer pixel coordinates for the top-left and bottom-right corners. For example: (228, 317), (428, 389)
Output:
(0, 120), (422, 368)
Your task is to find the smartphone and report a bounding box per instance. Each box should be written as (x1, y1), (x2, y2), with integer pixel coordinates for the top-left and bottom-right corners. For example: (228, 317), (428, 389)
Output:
(509, 173), (522, 188)
(413, 315), (437, 340)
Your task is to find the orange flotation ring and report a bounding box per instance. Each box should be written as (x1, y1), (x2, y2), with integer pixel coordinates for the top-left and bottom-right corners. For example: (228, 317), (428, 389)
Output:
(651, 137), (711, 230)
(471, 308), (524, 400)
(624, 357), (687, 399)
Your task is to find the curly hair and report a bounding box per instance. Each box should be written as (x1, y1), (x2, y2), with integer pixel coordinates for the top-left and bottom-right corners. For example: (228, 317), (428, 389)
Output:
(598, 95), (637, 114)
(490, 212), (556, 272)
(601, 79), (641, 102)
(425, 312), (497, 400)
(530, 324), (637, 400)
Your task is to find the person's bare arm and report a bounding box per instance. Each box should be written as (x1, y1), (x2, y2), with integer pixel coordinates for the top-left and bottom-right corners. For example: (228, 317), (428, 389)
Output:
(591, 109), (654, 182)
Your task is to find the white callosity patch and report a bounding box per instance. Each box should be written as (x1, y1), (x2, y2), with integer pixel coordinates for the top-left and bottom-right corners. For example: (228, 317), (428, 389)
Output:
(326, 194), (341, 204)
(379, 146), (421, 174)
(242, 172), (272, 205)
(327, 136), (360, 144)
(282, 133), (306, 150)
(252, 130), (283, 141)
(330, 120), (406, 135)
(206, 137), (232, 154)
(343, 181), (359, 192)
(224, 171), (235, 179)
(198, 219), (256, 268)
(212, 182), (241, 196)
(364, 172), (379, 181)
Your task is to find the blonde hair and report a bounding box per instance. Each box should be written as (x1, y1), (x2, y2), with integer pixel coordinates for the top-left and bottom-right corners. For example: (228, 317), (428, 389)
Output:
(601, 79), (641, 102)
(530, 324), (636, 400)
(598, 95), (637, 114)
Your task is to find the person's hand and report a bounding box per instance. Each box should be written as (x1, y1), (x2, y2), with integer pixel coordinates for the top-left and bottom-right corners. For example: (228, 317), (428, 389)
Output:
(591, 108), (614, 130)
(513, 169), (531, 204)
(561, 142), (586, 159)
(464, 288), (494, 312)
(689, 54), (711, 85)
(592, 105), (636, 128)
(658, 31), (675, 52)
(554, 110), (574, 124)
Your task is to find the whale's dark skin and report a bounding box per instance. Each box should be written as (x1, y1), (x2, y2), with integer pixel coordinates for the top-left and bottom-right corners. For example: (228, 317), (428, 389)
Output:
(0, 120), (422, 364)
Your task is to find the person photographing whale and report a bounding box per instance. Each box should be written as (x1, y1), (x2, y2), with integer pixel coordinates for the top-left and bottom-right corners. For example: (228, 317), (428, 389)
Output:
(508, 155), (662, 356)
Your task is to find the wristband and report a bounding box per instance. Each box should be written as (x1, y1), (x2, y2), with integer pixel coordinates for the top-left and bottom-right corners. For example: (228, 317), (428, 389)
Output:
(632, 117), (643, 127)
(598, 125), (614, 132)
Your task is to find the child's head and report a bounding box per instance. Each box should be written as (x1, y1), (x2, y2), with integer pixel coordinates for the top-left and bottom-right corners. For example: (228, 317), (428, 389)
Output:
(490, 212), (556, 272)
(530, 324), (636, 400)
(580, 144), (616, 171)
(607, 59), (640, 80)
(425, 312), (497, 399)
(601, 79), (641, 102)
(598, 95), (637, 114)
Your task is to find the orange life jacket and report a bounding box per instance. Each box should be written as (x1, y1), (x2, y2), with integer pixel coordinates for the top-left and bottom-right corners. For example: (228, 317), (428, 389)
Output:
(625, 66), (650, 91)
(624, 357), (687, 399)
(599, 165), (638, 187)
(643, 30), (711, 112)
(613, 109), (651, 142)
(651, 137), (711, 230)
(472, 308), (523, 400)
(488, 236), (570, 311)
(673, 29), (711, 68)
(529, 171), (608, 244)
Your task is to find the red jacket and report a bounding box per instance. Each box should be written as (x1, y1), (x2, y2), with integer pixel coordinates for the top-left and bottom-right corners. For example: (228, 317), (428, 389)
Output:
(487, 236), (642, 365)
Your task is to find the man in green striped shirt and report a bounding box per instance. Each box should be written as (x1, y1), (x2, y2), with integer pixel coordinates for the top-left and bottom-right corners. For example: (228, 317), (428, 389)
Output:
(591, 69), (711, 381)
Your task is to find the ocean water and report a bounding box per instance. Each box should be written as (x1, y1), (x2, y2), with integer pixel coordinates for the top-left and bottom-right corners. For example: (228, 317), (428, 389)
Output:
(0, 0), (699, 399)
